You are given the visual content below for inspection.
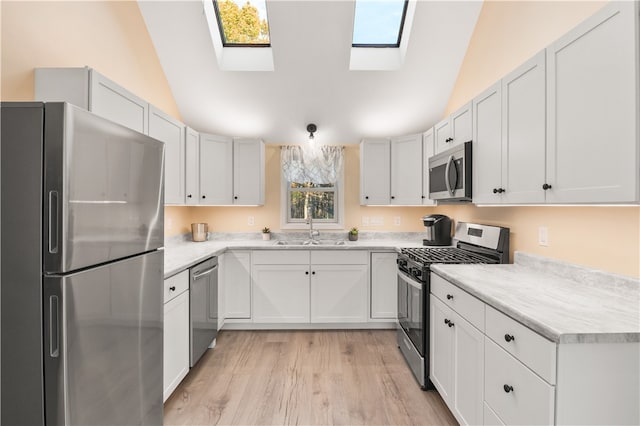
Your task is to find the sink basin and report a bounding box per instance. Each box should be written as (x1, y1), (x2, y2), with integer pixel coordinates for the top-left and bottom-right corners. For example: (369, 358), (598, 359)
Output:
(274, 240), (346, 246)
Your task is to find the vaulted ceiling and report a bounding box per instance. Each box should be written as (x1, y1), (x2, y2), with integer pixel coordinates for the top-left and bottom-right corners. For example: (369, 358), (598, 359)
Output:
(138, 1), (482, 144)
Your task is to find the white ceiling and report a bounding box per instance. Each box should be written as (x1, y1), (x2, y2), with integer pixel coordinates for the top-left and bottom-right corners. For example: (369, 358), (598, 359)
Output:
(138, 0), (482, 144)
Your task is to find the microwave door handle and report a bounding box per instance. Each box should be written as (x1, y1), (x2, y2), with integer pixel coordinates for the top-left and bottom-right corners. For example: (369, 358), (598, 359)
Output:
(444, 155), (455, 196)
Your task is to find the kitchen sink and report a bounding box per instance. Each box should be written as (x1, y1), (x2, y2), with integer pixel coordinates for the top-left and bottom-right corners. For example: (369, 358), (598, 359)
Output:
(274, 240), (346, 246)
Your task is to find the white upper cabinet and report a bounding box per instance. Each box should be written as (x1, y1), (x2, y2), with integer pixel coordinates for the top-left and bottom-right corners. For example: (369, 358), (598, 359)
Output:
(184, 127), (199, 205)
(148, 105), (185, 205)
(35, 67), (149, 134)
(435, 102), (472, 154)
(199, 133), (233, 205)
(501, 51), (547, 204)
(545, 1), (638, 203)
(390, 134), (423, 205)
(422, 128), (436, 205)
(472, 83), (503, 204)
(233, 138), (265, 205)
(360, 139), (391, 205)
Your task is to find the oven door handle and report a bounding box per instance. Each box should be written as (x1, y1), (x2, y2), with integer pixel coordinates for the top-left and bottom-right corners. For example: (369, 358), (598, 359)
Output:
(398, 270), (422, 290)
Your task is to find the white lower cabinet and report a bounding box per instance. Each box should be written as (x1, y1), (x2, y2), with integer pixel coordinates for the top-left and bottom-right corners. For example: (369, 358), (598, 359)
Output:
(253, 264), (310, 323)
(310, 264), (368, 323)
(430, 295), (484, 426)
(163, 270), (189, 402)
(224, 251), (251, 319)
(370, 252), (398, 319)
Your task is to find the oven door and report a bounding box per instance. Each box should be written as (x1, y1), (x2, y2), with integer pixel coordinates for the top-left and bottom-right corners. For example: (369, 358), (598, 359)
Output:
(397, 270), (424, 356)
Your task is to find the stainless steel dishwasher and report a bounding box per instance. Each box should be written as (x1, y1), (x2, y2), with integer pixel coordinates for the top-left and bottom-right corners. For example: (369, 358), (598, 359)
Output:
(189, 257), (218, 367)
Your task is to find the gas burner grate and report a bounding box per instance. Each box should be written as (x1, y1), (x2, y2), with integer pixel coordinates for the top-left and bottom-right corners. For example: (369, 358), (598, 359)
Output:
(401, 247), (497, 265)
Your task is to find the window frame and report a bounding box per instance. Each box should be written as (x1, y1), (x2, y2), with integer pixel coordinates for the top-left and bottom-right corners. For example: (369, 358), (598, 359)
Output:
(351, 0), (409, 48)
(280, 168), (345, 230)
(212, 0), (271, 48)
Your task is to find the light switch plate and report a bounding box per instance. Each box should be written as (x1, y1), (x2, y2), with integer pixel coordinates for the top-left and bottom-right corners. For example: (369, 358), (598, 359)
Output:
(538, 226), (549, 246)
(393, 216), (401, 226)
(248, 216), (255, 226)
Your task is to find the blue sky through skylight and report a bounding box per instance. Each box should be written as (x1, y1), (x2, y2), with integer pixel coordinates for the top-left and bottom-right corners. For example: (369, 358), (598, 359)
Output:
(352, 0), (406, 46)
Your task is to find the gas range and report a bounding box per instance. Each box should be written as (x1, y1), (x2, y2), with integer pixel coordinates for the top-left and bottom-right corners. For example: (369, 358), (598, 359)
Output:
(396, 222), (510, 390)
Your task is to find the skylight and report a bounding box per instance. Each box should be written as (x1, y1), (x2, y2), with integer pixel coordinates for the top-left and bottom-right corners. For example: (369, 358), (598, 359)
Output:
(213, 0), (270, 46)
(352, 0), (408, 47)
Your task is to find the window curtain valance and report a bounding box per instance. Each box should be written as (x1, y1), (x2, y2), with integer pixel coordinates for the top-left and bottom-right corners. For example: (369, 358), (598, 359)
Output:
(281, 145), (344, 185)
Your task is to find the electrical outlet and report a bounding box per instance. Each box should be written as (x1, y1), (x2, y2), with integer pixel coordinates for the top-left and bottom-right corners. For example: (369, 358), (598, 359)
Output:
(362, 216), (369, 226)
(393, 216), (401, 226)
(248, 216), (255, 226)
(538, 226), (549, 246)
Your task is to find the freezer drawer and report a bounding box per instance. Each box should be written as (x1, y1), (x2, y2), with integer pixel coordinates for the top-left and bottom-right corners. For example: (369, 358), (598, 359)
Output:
(43, 251), (163, 425)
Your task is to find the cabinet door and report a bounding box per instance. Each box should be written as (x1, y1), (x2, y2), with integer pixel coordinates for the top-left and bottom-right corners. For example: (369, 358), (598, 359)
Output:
(501, 51), (547, 204)
(90, 70), (149, 134)
(310, 264), (368, 323)
(422, 128), (436, 205)
(370, 252), (398, 319)
(360, 139), (390, 204)
(199, 133), (233, 205)
(546, 2), (638, 203)
(450, 102), (472, 147)
(390, 134), (423, 205)
(233, 138), (265, 205)
(184, 127), (199, 205)
(148, 105), (185, 205)
(473, 83), (503, 204)
(163, 290), (189, 402)
(434, 118), (451, 154)
(452, 311), (485, 426)
(224, 251), (251, 319)
(430, 296), (454, 406)
(253, 265), (310, 323)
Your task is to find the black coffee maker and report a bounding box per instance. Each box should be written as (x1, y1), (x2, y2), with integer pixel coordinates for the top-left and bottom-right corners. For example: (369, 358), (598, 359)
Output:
(422, 214), (452, 246)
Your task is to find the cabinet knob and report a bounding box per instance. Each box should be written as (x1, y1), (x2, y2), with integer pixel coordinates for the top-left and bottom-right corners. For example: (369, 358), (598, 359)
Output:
(445, 137), (453, 143)
(305, 271), (309, 275)
(493, 188), (498, 194)
(187, 194), (192, 198)
(448, 321), (455, 328)
(542, 183), (552, 190)
(312, 271), (316, 275)
(504, 334), (515, 342)
(169, 286), (176, 292)
(365, 196), (369, 200)
(444, 318), (450, 325)
(202, 195), (206, 199)
(500, 188), (505, 193)
(503, 384), (514, 393)
(446, 294), (454, 300)
(391, 196), (395, 200)
(234, 196), (238, 200)
(421, 195), (426, 199)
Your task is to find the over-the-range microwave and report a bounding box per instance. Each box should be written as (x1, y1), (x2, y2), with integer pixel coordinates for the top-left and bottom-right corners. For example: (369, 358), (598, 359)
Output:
(428, 141), (472, 202)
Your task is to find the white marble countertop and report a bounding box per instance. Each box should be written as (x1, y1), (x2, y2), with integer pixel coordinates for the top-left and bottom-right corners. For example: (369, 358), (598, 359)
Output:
(431, 252), (640, 344)
(164, 238), (426, 279)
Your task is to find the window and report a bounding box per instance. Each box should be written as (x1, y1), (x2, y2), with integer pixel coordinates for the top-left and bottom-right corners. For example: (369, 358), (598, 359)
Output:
(213, 0), (271, 46)
(288, 182), (337, 224)
(352, 0), (408, 47)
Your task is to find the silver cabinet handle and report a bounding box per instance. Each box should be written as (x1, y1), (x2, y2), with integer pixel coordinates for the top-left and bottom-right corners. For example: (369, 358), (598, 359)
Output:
(192, 264), (218, 280)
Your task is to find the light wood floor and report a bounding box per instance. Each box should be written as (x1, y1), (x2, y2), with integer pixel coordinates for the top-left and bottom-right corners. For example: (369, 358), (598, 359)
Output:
(164, 330), (458, 426)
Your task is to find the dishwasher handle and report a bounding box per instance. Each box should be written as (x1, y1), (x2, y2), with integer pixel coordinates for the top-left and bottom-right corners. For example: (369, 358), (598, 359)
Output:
(192, 264), (218, 281)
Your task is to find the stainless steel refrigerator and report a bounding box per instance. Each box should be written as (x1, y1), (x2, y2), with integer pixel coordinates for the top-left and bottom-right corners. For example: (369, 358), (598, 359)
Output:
(1, 102), (165, 425)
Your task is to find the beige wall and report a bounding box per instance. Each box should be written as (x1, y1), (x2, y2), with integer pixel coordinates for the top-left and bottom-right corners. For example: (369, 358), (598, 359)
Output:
(168, 0), (639, 278)
(1, 1), (180, 118)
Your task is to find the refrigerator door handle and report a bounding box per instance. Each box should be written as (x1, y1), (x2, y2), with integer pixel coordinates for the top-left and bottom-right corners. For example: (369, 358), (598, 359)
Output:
(48, 190), (59, 254)
(49, 295), (59, 357)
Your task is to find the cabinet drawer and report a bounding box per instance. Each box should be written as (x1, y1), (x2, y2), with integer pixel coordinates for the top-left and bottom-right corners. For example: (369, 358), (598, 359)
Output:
(431, 273), (484, 331)
(252, 250), (309, 265)
(485, 338), (555, 426)
(164, 270), (189, 303)
(311, 250), (368, 265)
(485, 305), (556, 384)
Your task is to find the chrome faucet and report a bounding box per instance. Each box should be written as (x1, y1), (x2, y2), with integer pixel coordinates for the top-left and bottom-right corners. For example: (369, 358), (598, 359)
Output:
(306, 205), (320, 243)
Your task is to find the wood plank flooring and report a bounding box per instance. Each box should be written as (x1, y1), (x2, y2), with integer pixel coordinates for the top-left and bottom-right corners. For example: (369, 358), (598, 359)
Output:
(164, 330), (457, 426)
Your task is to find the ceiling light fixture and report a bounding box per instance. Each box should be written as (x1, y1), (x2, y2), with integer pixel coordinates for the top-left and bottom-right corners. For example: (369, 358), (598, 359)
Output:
(306, 123), (317, 140)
